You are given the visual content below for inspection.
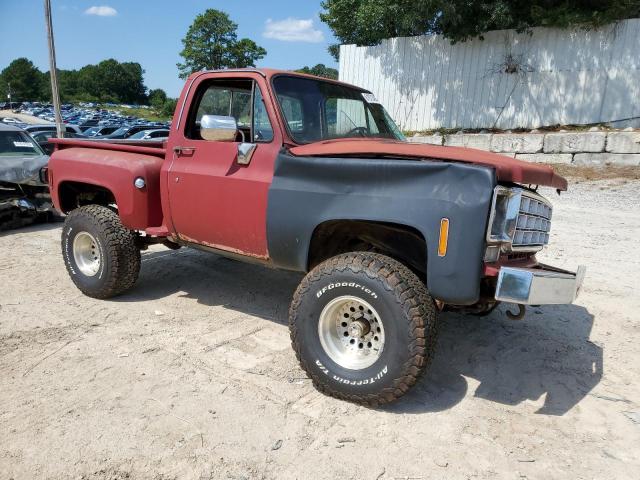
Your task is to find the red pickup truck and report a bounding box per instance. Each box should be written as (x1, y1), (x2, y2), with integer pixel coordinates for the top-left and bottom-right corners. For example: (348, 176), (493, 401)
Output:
(48, 69), (585, 405)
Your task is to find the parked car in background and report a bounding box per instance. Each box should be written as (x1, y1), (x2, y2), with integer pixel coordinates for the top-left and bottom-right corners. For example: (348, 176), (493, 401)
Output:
(23, 124), (84, 135)
(128, 129), (170, 140)
(0, 117), (27, 129)
(103, 125), (157, 139)
(8, 100), (173, 168)
(31, 131), (87, 155)
(1, 117), (23, 125)
(79, 120), (100, 131)
(83, 126), (120, 137)
(0, 124), (54, 230)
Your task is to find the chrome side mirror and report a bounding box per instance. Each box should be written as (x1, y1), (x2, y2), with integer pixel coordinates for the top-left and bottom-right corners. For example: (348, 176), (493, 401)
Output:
(237, 143), (257, 165)
(200, 115), (237, 142)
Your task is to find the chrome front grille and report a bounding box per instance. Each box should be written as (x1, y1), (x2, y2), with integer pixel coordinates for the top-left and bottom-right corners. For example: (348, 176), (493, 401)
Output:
(513, 193), (552, 248)
(486, 186), (553, 255)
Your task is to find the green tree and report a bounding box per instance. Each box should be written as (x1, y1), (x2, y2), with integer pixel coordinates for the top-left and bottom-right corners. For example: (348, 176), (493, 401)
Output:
(228, 38), (268, 69)
(76, 59), (147, 104)
(320, 0), (640, 59)
(160, 98), (178, 118)
(57, 69), (81, 102)
(148, 88), (168, 110)
(120, 62), (147, 103)
(1, 57), (149, 105)
(177, 9), (267, 79)
(38, 69), (74, 102)
(296, 64), (339, 80)
(0, 58), (45, 102)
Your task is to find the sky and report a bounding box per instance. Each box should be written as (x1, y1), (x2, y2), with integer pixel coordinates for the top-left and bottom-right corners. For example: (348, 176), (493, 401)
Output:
(0, 0), (338, 97)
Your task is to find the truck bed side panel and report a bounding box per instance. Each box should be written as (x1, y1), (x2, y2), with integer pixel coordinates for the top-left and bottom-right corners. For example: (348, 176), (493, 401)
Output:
(49, 147), (164, 229)
(266, 153), (496, 305)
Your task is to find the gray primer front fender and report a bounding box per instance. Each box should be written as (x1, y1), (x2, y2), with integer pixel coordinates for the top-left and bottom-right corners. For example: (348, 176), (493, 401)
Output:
(266, 153), (496, 305)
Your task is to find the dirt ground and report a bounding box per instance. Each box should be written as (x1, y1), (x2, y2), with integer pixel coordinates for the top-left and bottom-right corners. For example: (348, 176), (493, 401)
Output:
(1, 178), (639, 480)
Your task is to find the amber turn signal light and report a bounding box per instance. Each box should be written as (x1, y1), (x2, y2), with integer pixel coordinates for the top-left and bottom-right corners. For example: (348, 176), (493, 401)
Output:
(438, 218), (449, 257)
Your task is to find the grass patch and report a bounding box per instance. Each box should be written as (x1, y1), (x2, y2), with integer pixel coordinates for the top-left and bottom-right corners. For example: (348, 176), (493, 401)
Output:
(104, 105), (171, 123)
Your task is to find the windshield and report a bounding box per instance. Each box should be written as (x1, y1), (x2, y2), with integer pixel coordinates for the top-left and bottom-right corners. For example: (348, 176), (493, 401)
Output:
(272, 75), (405, 144)
(0, 130), (45, 156)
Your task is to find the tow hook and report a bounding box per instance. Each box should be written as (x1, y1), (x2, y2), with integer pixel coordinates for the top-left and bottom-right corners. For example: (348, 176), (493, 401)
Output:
(505, 304), (526, 320)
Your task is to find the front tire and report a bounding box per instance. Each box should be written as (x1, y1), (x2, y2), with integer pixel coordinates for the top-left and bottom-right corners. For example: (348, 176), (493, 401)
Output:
(61, 205), (140, 299)
(289, 252), (438, 406)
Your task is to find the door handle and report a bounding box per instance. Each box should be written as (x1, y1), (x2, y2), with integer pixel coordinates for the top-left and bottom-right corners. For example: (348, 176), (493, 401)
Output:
(173, 146), (196, 156)
(237, 143), (257, 165)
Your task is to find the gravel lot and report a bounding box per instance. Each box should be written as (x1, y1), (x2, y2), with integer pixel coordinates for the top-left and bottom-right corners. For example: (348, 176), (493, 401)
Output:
(1, 177), (639, 480)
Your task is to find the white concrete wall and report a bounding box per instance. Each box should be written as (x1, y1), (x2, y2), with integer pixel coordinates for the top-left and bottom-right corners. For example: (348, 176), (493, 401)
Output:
(409, 130), (640, 166)
(339, 19), (640, 131)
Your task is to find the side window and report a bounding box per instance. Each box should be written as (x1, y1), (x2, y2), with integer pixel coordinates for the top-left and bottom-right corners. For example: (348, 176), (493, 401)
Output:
(196, 87), (231, 122)
(188, 80), (275, 143)
(231, 91), (251, 129)
(253, 87), (273, 142)
(278, 94), (304, 133)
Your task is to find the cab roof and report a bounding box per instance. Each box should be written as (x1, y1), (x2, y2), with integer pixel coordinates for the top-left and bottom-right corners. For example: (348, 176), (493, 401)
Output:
(191, 68), (367, 92)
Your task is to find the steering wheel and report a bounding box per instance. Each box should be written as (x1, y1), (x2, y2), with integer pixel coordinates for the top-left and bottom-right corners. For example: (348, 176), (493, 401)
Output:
(346, 126), (370, 137)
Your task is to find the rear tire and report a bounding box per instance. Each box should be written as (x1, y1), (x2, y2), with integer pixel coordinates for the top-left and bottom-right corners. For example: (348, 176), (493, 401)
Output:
(289, 252), (438, 406)
(61, 205), (140, 299)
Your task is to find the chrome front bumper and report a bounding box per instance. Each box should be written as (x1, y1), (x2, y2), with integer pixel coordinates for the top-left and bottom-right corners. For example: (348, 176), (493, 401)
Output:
(495, 264), (586, 305)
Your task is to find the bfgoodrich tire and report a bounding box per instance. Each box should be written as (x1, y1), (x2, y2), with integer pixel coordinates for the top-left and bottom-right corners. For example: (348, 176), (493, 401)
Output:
(61, 205), (140, 299)
(289, 252), (438, 406)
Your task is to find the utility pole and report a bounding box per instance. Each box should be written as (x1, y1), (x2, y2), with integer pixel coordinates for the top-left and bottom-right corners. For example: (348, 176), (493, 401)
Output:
(44, 0), (64, 137)
(7, 82), (12, 111)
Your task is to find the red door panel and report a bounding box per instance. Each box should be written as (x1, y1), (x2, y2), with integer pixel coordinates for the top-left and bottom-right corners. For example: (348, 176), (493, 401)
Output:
(167, 141), (275, 257)
(165, 73), (283, 259)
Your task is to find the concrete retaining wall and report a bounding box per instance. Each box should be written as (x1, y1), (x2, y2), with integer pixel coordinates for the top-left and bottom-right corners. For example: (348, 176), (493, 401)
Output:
(409, 130), (640, 166)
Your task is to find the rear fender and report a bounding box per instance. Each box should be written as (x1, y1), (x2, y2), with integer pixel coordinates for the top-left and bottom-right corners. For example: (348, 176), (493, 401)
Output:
(49, 147), (164, 229)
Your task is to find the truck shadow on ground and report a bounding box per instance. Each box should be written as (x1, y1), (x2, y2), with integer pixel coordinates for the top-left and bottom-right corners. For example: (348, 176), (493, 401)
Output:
(119, 248), (602, 416)
(388, 305), (602, 416)
(119, 248), (303, 322)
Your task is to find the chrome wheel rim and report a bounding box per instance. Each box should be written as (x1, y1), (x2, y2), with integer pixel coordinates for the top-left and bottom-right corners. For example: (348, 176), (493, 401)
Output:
(72, 232), (101, 276)
(318, 295), (385, 370)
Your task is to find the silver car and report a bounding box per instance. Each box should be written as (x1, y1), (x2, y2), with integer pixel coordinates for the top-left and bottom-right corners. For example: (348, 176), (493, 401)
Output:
(128, 129), (170, 140)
